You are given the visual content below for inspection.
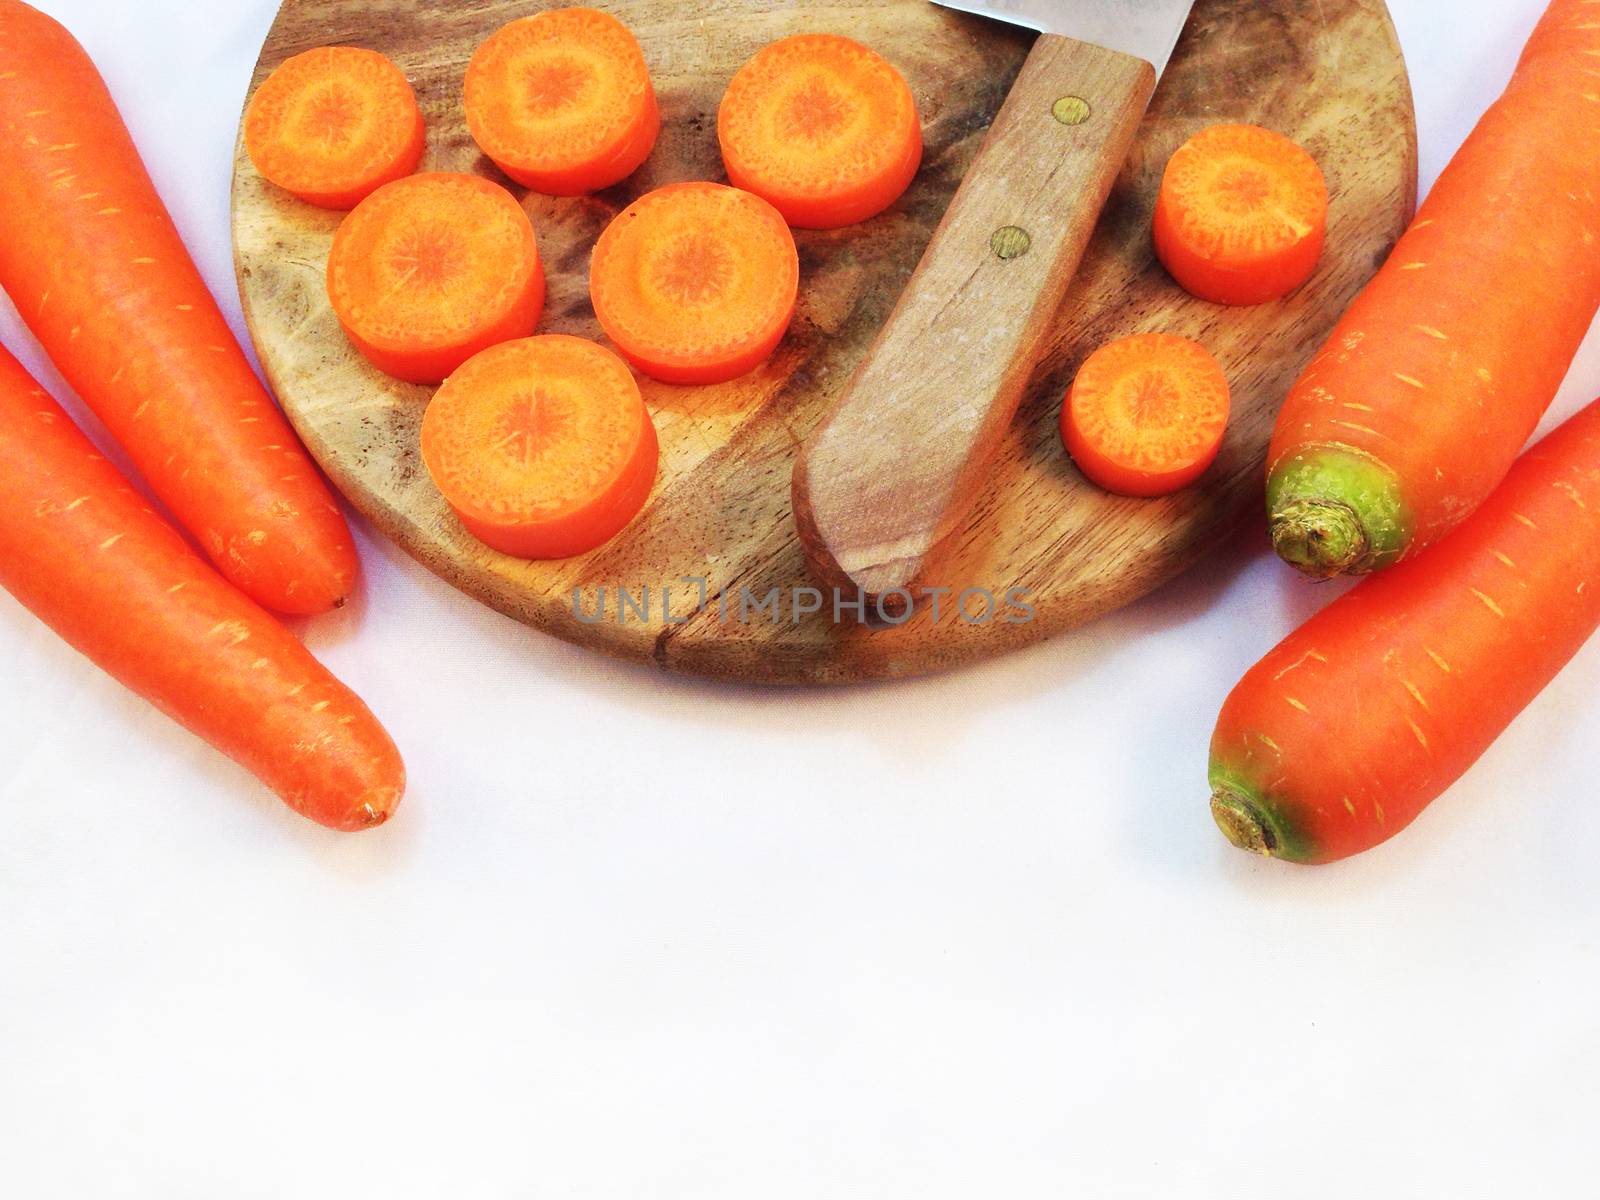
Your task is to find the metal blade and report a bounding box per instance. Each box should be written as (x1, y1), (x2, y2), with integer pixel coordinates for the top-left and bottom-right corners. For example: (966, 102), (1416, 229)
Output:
(931, 0), (1194, 76)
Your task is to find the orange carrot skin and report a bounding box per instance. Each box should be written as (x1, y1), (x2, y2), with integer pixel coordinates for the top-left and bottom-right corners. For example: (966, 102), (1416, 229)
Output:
(1213, 397), (1600, 864)
(0, 1), (358, 615)
(0, 345), (403, 831)
(1266, 0), (1600, 575)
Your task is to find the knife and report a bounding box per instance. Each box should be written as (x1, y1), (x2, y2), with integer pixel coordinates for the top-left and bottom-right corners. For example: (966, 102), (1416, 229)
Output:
(791, 0), (1195, 615)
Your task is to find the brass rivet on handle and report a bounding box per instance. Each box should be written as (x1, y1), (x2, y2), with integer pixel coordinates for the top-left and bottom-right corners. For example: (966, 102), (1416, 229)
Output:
(1053, 95), (1092, 125)
(990, 225), (1031, 260)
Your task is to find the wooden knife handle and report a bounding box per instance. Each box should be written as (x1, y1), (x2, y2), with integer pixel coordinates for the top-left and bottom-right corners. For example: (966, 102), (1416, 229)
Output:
(792, 34), (1156, 612)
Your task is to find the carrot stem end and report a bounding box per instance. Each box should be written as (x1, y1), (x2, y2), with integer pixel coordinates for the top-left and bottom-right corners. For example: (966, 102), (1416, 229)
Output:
(1267, 444), (1408, 576)
(1210, 785), (1276, 856)
(1270, 497), (1368, 576)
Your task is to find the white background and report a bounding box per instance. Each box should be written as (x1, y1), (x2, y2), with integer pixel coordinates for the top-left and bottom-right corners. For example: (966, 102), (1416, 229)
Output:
(3, 2), (1596, 1195)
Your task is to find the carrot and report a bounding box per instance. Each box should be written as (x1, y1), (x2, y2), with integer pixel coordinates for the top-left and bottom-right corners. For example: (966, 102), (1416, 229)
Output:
(0, 343), (403, 831)
(244, 45), (425, 210)
(0, 0), (359, 616)
(1061, 333), (1231, 498)
(464, 7), (659, 197)
(420, 335), (658, 559)
(717, 33), (922, 230)
(1211, 396), (1600, 864)
(590, 182), (798, 385)
(1266, 0), (1600, 578)
(1152, 123), (1327, 306)
(327, 172), (546, 385)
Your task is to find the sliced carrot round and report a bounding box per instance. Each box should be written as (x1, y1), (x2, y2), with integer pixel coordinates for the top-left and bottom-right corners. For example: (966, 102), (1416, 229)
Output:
(1062, 333), (1232, 498)
(718, 33), (922, 230)
(464, 7), (660, 197)
(590, 182), (799, 385)
(1153, 123), (1328, 306)
(327, 172), (545, 385)
(420, 335), (659, 559)
(244, 46), (426, 210)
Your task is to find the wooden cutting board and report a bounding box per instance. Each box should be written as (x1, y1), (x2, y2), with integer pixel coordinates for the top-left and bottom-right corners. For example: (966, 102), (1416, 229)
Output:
(232, 0), (1416, 684)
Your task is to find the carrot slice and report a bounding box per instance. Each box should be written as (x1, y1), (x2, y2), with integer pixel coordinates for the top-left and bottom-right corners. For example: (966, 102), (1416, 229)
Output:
(244, 46), (425, 210)
(327, 172), (545, 385)
(590, 182), (798, 385)
(718, 33), (922, 230)
(1153, 123), (1328, 306)
(464, 7), (659, 197)
(1061, 333), (1231, 498)
(420, 335), (658, 559)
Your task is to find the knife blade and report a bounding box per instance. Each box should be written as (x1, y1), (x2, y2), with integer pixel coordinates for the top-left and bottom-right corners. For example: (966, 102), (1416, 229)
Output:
(931, 0), (1190, 75)
(791, 0), (1196, 617)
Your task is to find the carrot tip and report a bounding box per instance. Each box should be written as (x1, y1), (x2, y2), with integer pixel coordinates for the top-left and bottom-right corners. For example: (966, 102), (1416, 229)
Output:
(347, 795), (397, 831)
(1210, 786), (1276, 857)
(1267, 445), (1409, 577)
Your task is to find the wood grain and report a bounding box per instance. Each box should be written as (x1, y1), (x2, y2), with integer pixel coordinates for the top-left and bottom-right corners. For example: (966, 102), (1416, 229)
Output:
(232, 0), (1416, 684)
(794, 35), (1155, 610)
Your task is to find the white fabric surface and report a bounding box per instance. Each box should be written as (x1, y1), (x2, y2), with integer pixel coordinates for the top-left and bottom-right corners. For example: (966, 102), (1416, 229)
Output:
(3, 2), (1596, 1195)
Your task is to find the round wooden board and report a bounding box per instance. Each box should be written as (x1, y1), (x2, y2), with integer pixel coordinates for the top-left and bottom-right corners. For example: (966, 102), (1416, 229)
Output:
(233, 0), (1416, 684)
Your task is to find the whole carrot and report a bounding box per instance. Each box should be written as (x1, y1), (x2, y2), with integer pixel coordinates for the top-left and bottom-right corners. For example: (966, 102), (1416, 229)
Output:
(0, 0), (358, 615)
(0, 344), (403, 832)
(1212, 396), (1600, 864)
(1266, 0), (1600, 577)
